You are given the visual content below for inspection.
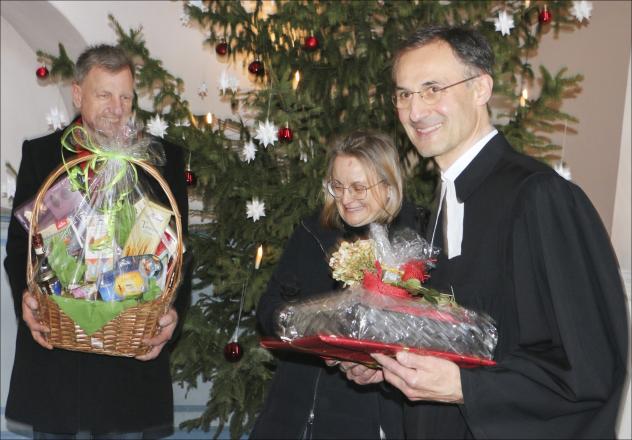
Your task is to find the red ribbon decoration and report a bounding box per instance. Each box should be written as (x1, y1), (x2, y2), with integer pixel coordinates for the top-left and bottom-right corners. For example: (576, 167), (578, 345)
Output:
(401, 260), (430, 283)
(362, 261), (411, 299)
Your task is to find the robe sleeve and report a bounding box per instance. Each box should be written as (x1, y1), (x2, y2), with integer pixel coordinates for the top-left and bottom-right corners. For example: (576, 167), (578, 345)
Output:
(459, 173), (629, 438)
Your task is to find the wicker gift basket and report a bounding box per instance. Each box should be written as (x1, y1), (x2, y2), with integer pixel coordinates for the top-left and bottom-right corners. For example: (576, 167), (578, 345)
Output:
(26, 153), (183, 357)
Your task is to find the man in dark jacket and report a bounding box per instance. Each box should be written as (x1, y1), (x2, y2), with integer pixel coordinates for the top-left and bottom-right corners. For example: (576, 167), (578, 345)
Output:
(345, 26), (629, 438)
(4, 44), (190, 438)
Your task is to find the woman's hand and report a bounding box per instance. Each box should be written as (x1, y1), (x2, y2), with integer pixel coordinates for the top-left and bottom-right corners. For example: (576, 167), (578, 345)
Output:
(326, 358), (384, 385)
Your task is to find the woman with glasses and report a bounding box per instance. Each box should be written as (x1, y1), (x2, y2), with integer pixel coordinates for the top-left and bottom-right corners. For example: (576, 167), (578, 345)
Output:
(251, 130), (426, 439)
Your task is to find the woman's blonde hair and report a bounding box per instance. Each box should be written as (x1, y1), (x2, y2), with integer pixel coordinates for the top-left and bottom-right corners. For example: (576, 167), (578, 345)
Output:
(321, 130), (404, 229)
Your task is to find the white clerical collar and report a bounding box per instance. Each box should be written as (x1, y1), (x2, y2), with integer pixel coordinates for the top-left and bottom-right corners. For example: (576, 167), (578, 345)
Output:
(432, 128), (497, 259)
(442, 128), (498, 182)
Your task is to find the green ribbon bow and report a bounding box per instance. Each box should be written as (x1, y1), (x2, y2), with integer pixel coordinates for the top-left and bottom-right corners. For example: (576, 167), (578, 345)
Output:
(61, 123), (139, 199)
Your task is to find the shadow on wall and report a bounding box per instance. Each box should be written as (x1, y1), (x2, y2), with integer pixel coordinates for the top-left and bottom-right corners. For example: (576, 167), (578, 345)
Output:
(1, 0), (85, 112)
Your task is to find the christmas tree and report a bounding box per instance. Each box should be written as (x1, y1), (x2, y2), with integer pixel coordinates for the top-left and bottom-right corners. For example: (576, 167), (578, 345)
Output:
(37, 1), (590, 438)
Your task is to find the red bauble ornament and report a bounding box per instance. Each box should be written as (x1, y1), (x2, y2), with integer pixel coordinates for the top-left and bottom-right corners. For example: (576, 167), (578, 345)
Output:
(184, 168), (197, 187)
(36, 66), (49, 79)
(538, 5), (552, 24)
(278, 126), (293, 143)
(303, 35), (319, 51)
(215, 41), (230, 56)
(224, 341), (243, 362)
(248, 60), (265, 76)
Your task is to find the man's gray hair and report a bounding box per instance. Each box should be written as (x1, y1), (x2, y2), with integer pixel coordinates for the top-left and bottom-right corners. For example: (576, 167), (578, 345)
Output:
(74, 44), (135, 84)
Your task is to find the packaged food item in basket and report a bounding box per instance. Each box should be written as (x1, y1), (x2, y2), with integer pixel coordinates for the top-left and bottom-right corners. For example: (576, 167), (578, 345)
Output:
(98, 255), (164, 301)
(14, 175), (86, 240)
(16, 177), (91, 263)
(22, 119), (183, 344)
(266, 223), (498, 366)
(70, 283), (98, 300)
(84, 214), (116, 283)
(122, 200), (172, 257)
(155, 224), (178, 289)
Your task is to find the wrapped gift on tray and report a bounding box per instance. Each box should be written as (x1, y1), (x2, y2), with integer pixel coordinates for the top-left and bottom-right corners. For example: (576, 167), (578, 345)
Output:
(267, 287), (497, 367)
(261, 223), (498, 367)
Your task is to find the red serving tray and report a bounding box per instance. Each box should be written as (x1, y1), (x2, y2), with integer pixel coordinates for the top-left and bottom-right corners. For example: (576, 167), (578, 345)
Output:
(260, 335), (496, 368)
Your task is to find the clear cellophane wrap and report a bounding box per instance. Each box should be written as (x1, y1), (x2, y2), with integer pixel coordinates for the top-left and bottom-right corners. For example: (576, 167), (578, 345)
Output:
(274, 223), (498, 360)
(19, 119), (181, 335)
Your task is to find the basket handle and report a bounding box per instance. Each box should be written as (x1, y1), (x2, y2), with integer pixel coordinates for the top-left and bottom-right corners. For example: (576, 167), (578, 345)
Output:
(27, 153), (184, 311)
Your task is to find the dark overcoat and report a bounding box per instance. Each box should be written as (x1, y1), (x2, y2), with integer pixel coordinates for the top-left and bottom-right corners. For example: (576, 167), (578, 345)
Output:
(4, 125), (191, 436)
(252, 202), (426, 439)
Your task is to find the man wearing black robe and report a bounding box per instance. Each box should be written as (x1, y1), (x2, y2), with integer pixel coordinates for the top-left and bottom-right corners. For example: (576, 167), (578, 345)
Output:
(343, 26), (629, 438)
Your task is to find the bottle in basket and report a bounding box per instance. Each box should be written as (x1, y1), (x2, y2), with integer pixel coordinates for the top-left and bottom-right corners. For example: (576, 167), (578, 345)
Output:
(33, 233), (50, 272)
(39, 271), (62, 296)
(33, 233), (61, 296)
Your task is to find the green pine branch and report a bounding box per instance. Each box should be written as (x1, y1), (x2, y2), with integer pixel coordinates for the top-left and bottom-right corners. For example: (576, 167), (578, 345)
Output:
(36, 43), (75, 80)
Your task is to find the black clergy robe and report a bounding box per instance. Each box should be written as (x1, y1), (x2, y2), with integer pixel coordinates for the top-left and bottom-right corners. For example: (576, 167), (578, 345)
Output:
(404, 132), (629, 439)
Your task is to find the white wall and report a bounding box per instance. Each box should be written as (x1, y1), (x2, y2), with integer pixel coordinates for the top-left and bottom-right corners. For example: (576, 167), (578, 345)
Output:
(611, 58), (631, 277)
(0, 13), (71, 427)
(534, 1), (631, 233)
(0, 15), (70, 211)
(612, 58), (631, 440)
